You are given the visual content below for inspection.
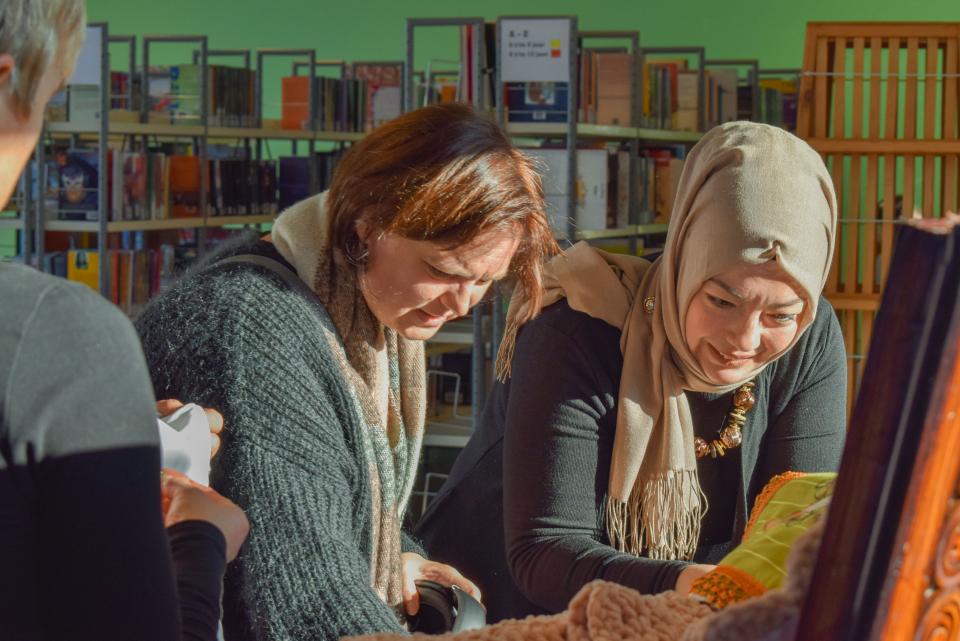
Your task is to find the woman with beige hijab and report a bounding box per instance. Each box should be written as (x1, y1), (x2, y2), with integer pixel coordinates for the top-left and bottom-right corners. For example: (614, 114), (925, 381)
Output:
(415, 121), (846, 622)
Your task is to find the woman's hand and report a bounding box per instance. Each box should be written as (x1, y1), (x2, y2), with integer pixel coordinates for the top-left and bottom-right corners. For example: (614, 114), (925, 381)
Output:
(400, 552), (482, 615)
(161, 468), (250, 562)
(674, 563), (716, 594)
(156, 399), (225, 457)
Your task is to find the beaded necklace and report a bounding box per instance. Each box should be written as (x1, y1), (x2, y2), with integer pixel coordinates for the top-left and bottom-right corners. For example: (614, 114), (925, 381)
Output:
(695, 380), (756, 459)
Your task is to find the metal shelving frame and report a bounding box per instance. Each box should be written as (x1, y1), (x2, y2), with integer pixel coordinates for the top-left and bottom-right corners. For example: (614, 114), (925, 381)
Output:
(34, 22), (111, 292)
(143, 35), (211, 266)
(496, 15), (579, 244)
(405, 16), (489, 433)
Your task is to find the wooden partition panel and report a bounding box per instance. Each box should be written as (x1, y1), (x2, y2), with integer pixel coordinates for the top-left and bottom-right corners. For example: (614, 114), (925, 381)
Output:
(798, 23), (960, 410)
(792, 219), (960, 641)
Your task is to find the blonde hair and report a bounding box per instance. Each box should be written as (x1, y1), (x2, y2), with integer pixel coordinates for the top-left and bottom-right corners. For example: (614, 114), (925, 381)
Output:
(0, 0), (87, 119)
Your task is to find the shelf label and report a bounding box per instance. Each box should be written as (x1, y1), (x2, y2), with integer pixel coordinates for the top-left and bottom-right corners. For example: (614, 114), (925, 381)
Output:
(500, 18), (571, 83)
(68, 25), (104, 86)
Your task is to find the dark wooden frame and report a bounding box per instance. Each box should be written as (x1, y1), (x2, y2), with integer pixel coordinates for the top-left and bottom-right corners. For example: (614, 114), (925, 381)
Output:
(794, 218), (960, 641)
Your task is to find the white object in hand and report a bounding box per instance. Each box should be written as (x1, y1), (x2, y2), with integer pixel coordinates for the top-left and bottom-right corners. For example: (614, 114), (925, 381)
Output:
(157, 403), (212, 486)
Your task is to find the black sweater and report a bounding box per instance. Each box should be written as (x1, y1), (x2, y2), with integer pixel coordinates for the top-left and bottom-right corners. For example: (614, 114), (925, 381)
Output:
(416, 296), (847, 622)
(0, 263), (225, 641)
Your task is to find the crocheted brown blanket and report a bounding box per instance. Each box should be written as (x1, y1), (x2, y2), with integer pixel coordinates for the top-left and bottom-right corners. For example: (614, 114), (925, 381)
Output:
(346, 521), (824, 641)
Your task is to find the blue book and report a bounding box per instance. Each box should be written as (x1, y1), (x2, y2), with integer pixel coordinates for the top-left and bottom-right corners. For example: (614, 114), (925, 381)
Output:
(506, 81), (569, 123)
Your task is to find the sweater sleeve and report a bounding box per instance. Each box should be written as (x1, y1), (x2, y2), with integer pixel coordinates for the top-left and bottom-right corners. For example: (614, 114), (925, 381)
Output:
(2, 279), (219, 641)
(756, 299), (848, 486)
(401, 530), (427, 557)
(137, 273), (406, 641)
(219, 438), (405, 641)
(502, 321), (687, 613)
(168, 521), (228, 641)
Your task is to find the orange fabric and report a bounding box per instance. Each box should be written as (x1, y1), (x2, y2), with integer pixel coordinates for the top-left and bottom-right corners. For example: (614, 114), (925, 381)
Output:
(689, 564), (768, 609)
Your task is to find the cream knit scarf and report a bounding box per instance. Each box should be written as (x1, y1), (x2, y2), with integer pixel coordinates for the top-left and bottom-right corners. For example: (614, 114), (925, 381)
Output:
(272, 192), (425, 607)
(497, 122), (837, 560)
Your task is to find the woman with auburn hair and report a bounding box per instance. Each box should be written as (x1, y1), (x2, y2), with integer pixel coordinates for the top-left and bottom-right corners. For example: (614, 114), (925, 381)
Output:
(136, 102), (557, 641)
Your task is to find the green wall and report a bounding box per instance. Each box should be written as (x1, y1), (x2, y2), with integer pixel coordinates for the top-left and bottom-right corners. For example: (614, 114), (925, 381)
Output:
(6, 0), (957, 260)
(85, 0), (960, 70)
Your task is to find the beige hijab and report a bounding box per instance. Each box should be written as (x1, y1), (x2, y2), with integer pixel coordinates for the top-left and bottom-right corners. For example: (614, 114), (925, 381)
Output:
(497, 122), (837, 560)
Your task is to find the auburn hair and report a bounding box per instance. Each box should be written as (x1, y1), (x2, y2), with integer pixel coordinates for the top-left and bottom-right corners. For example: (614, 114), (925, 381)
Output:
(326, 102), (558, 323)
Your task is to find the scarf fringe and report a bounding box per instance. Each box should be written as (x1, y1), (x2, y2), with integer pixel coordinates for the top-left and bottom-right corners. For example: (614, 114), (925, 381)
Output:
(605, 470), (706, 561)
(495, 316), (522, 382)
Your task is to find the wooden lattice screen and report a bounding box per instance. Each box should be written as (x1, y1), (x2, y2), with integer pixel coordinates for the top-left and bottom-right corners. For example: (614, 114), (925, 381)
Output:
(797, 22), (960, 411)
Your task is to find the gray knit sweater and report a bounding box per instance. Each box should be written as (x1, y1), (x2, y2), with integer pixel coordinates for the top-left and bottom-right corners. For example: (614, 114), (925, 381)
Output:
(136, 237), (417, 641)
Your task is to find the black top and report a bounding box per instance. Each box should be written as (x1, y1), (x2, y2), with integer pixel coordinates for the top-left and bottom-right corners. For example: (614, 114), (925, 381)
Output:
(0, 263), (226, 641)
(416, 296), (847, 622)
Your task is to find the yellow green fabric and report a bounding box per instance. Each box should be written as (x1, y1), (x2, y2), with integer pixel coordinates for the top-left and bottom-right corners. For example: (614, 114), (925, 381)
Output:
(689, 471), (836, 608)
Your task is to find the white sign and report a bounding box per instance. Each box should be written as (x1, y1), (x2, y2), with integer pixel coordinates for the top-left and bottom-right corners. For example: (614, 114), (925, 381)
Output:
(500, 18), (571, 83)
(68, 25), (104, 86)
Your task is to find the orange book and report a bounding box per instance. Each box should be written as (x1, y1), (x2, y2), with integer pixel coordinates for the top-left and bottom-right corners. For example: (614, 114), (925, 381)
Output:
(168, 156), (200, 219)
(439, 84), (457, 104)
(281, 76), (310, 130)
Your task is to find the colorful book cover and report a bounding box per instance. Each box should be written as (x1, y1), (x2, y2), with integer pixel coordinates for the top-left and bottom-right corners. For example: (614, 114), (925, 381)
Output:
(168, 155), (200, 218)
(67, 249), (100, 291)
(506, 81), (569, 123)
(123, 152), (147, 220)
(58, 149), (99, 220)
(169, 65), (202, 125)
(281, 76), (311, 130)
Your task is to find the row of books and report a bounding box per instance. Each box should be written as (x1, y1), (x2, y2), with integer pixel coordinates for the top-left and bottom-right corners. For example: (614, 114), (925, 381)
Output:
(48, 64), (258, 128)
(505, 54), (795, 134)
(168, 64), (257, 128)
(523, 145), (686, 238)
(50, 148), (281, 221)
(44, 26), (406, 133)
(643, 63), (749, 131)
(277, 152), (342, 211)
(49, 65), (407, 134)
(280, 76), (369, 132)
(44, 247), (175, 314)
(758, 78), (799, 131)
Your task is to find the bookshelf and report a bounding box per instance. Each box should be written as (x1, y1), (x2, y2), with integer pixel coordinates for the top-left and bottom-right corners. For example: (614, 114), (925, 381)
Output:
(400, 18), (724, 444)
(15, 24), (377, 304)
(575, 224), (668, 241)
(46, 121), (367, 142)
(507, 122), (703, 143)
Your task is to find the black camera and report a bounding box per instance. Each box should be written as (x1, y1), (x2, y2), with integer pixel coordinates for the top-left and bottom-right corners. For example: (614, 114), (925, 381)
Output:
(407, 580), (486, 634)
